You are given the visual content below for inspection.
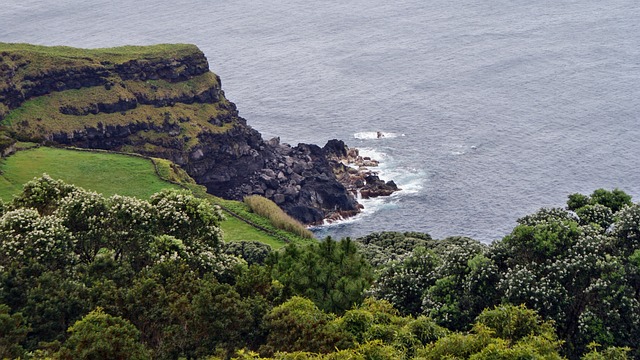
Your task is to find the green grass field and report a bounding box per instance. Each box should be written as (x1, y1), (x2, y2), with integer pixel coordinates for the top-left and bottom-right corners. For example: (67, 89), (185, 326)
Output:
(0, 147), (181, 201)
(0, 146), (286, 247)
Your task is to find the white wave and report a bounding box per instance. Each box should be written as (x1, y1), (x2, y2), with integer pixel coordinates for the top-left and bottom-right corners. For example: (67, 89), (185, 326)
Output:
(310, 144), (426, 230)
(315, 196), (400, 227)
(446, 143), (480, 156)
(357, 147), (389, 163)
(353, 131), (399, 140)
(358, 148), (424, 195)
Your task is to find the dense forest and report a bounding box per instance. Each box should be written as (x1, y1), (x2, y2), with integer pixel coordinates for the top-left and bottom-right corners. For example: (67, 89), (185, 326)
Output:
(1, 175), (639, 359)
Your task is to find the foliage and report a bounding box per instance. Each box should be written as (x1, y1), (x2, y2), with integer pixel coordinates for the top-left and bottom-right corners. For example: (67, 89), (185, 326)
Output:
(261, 296), (349, 355)
(567, 188), (632, 213)
(270, 237), (374, 314)
(225, 240), (273, 265)
(355, 232), (433, 267)
(368, 247), (441, 315)
(418, 305), (563, 360)
(0, 184), (639, 359)
(58, 307), (151, 360)
(581, 343), (631, 360)
(0, 148), (181, 202)
(0, 208), (75, 271)
(0, 304), (29, 359)
(475, 304), (555, 343)
(244, 195), (314, 239)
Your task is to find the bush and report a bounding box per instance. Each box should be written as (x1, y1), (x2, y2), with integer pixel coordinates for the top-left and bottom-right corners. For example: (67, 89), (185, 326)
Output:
(58, 308), (150, 360)
(244, 196), (313, 239)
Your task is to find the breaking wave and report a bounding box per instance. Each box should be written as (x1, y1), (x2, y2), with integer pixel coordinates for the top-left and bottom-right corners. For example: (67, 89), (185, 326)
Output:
(353, 131), (403, 140)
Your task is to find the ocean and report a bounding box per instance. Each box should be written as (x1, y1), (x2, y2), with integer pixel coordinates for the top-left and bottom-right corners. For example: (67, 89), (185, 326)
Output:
(2, 0), (639, 242)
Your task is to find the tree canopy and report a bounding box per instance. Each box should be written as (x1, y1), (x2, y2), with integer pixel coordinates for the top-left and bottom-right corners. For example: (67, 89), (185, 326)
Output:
(0, 180), (638, 359)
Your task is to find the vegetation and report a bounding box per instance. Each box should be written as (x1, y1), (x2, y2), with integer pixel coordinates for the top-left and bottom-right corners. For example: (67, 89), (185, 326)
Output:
(0, 147), (295, 247)
(2, 42), (638, 359)
(4, 98), (233, 147)
(0, 147), (181, 201)
(0, 42), (201, 83)
(0, 178), (637, 359)
(1, 42), (237, 153)
(244, 195), (314, 239)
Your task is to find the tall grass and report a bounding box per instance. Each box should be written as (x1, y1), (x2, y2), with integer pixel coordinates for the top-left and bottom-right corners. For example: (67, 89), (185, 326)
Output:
(244, 195), (314, 239)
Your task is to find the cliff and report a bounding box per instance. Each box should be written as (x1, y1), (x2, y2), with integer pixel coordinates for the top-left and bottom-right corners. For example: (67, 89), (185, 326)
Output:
(0, 43), (396, 224)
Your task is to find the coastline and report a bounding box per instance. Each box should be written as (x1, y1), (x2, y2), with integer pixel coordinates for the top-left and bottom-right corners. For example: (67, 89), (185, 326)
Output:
(324, 140), (400, 223)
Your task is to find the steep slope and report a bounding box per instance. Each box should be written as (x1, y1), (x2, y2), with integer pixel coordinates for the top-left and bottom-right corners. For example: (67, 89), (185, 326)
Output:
(0, 43), (384, 223)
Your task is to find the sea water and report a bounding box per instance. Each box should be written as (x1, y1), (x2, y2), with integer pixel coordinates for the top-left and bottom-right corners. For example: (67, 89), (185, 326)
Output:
(2, 0), (639, 242)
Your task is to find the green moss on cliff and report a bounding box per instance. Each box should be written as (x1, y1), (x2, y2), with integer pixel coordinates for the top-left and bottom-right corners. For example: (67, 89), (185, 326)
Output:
(123, 72), (219, 100)
(5, 96), (232, 143)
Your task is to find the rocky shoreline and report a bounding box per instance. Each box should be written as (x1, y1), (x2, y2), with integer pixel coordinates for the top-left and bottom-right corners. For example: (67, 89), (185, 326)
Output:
(234, 138), (399, 225)
(323, 139), (400, 222)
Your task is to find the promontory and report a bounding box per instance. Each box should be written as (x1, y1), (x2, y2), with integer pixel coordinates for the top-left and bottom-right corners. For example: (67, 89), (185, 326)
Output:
(0, 43), (397, 223)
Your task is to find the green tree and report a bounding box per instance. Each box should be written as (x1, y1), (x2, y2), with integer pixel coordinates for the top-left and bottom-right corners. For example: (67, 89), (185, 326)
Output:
(261, 296), (350, 355)
(0, 304), (29, 359)
(422, 238), (496, 331)
(613, 203), (640, 255)
(55, 189), (110, 264)
(225, 240), (272, 266)
(190, 276), (253, 357)
(418, 305), (563, 360)
(59, 307), (150, 360)
(271, 237), (373, 314)
(369, 247), (441, 315)
(0, 208), (76, 271)
(567, 189), (631, 214)
(10, 174), (78, 215)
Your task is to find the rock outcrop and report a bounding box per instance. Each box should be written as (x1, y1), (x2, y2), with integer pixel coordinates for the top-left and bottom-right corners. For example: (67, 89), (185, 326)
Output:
(0, 43), (397, 224)
(324, 139), (400, 200)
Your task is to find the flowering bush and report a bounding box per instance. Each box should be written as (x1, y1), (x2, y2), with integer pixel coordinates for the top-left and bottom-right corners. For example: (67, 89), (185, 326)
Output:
(0, 208), (75, 271)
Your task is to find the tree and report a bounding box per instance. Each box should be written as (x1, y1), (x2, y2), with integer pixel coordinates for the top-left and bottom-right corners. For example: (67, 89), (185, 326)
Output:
(567, 189), (631, 214)
(55, 189), (110, 264)
(369, 247), (441, 315)
(10, 174), (78, 215)
(190, 276), (253, 357)
(0, 304), (29, 359)
(418, 305), (563, 360)
(225, 240), (272, 266)
(421, 238), (496, 331)
(59, 307), (150, 360)
(260, 296), (349, 355)
(0, 208), (76, 271)
(270, 237), (373, 314)
(613, 203), (640, 255)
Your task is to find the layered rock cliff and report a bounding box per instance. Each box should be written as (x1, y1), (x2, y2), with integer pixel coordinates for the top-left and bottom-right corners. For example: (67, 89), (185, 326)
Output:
(0, 43), (396, 224)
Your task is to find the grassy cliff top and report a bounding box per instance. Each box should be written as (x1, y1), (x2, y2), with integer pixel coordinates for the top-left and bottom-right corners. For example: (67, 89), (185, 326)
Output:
(0, 42), (201, 65)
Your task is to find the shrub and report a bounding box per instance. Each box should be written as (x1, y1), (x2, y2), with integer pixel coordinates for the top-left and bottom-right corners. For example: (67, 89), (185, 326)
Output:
(244, 196), (313, 239)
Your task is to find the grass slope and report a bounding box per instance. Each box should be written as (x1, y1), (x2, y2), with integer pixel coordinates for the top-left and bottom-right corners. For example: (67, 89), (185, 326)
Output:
(0, 146), (287, 247)
(0, 146), (180, 200)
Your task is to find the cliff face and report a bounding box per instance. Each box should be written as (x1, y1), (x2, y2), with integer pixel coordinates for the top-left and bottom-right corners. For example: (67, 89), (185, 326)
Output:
(0, 43), (368, 224)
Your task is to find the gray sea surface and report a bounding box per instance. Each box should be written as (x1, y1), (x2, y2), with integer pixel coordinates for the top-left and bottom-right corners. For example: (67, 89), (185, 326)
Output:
(2, 0), (639, 242)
